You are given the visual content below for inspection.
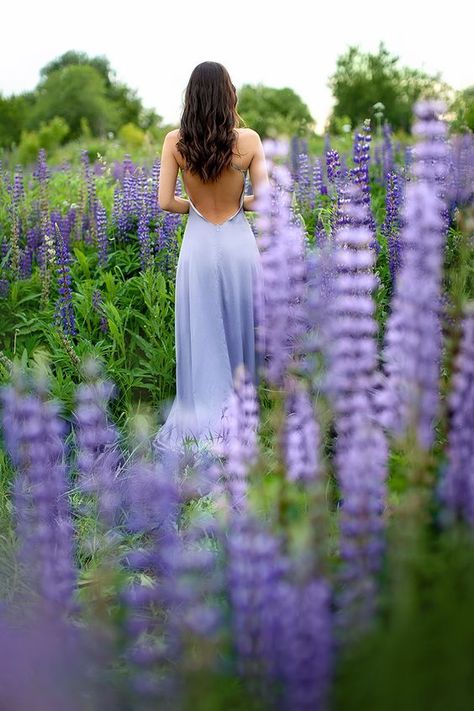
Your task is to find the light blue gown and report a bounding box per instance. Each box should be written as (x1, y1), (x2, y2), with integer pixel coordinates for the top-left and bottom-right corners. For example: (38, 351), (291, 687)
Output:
(152, 164), (264, 459)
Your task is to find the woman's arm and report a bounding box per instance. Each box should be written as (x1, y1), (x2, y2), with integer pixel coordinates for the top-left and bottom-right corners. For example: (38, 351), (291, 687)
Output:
(158, 130), (190, 215)
(243, 130), (270, 212)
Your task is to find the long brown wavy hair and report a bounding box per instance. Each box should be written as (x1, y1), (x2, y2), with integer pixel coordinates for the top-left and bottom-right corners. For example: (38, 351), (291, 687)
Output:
(176, 62), (247, 183)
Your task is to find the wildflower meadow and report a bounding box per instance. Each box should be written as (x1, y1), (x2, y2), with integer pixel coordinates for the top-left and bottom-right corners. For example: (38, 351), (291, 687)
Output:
(0, 98), (474, 710)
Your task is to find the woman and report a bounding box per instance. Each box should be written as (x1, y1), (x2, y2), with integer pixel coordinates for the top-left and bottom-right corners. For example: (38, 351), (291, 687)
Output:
(152, 61), (270, 459)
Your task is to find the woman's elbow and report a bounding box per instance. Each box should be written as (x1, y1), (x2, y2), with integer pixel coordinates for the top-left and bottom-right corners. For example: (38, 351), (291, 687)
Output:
(158, 192), (172, 211)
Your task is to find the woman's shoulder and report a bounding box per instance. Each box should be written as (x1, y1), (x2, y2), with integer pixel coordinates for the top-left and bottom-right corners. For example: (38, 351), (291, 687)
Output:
(236, 127), (260, 138)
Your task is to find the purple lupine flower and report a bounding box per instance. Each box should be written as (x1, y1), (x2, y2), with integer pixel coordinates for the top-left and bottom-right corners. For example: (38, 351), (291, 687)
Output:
(326, 183), (383, 436)
(225, 513), (288, 692)
(281, 375), (321, 484)
(382, 120), (394, 180)
(254, 162), (308, 386)
(52, 220), (76, 336)
(95, 199), (108, 267)
(379, 99), (450, 450)
(149, 156), (161, 223)
(314, 219), (328, 248)
(312, 157), (327, 197)
(72, 357), (124, 527)
(0, 278), (9, 297)
(351, 120), (378, 247)
(32, 147), (49, 183)
(8, 164), (24, 279)
(301, 240), (337, 379)
(324, 183), (388, 631)
(33, 149), (52, 278)
(81, 149), (98, 243)
(137, 169), (153, 271)
(290, 135), (303, 179)
(437, 303), (474, 526)
(112, 155), (139, 241)
(0, 605), (118, 710)
(295, 152), (312, 208)
(446, 131), (474, 211)
(272, 575), (334, 711)
(111, 183), (123, 239)
(155, 212), (180, 277)
(209, 363), (259, 511)
(121, 456), (182, 703)
(121, 452), (220, 707)
(333, 404), (388, 637)
(20, 244), (33, 279)
(339, 152), (349, 180)
(382, 170), (404, 283)
(0, 366), (78, 614)
(326, 149), (342, 185)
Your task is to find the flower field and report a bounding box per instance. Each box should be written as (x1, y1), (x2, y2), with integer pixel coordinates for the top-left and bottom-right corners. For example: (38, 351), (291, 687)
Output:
(0, 99), (474, 710)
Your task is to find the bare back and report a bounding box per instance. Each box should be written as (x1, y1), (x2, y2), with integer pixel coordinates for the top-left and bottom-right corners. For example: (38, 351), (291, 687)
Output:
(170, 128), (269, 225)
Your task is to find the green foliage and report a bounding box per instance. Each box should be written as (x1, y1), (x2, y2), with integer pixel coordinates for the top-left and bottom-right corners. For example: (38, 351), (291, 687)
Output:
(237, 83), (315, 138)
(38, 50), (162, 131)
(328, 42), (453, 133)
(450, 86), (474, 133)
(17, 116), (71, 161)
(37, 115), (70, 150)
(17, 129), (40, 164)
(118, 122), (146, 149)
(26, 64), (120, 141)
(335, 526), (474, 711)
(0, 91), (36, 149)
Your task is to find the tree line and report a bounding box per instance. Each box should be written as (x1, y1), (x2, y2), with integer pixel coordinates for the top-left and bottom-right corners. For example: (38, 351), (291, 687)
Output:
(0, 43), (471, 157)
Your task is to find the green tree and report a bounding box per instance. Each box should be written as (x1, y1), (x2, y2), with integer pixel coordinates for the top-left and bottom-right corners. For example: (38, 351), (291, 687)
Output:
(237, 84), (315, 138)
(450, 86), (474, 132)
(328, 42), (452, 133)
(26, 64), (119, 140)
(39, 50), (162, 131)
(0, 91), (36, 148)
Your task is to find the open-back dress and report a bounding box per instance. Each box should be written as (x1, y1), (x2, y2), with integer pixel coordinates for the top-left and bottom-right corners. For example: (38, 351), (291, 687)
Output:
(152, 163), (264, 459)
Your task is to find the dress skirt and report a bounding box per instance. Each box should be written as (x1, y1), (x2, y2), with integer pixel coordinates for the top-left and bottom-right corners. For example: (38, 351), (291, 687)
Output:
(152, 198), (264, 459)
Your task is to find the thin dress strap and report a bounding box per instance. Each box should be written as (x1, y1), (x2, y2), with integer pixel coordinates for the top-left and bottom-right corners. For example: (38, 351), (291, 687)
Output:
(238, 167), (247, 208)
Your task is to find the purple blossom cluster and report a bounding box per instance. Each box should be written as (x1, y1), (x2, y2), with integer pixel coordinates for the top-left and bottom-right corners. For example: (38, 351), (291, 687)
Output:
(281, 375), (321, 484)
(312, 157), (327, 197)
(0, 366), (77, 614)
(326, 149), (342, 185)
(8, 164), (24, 279)
(380, 99), (451, 449)
(382, 120), (395, 178)
(0, 608), (118, 710)
(52, 220), (77, 336)
(325, 183), (388, 632)
(81, 150), (98, 244)
(226, 513), (334, 710)
(447, 131), (474, 210)
(295, 151), (313, 207)
(95, 198), (109, 267)
(72, 357), (124, 527)
(137, 168), (153, 271)
(437, 304), (474, 526)
(382, 169), (404, 282)
(121, 453), (221, 706)
(350, 120), (378, 248)
(210, 363), (260, 511)
(254, 158), (308, 386)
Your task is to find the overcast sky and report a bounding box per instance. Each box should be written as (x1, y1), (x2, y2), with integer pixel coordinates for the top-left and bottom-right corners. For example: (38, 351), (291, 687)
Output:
(2, 0), (470, 132)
